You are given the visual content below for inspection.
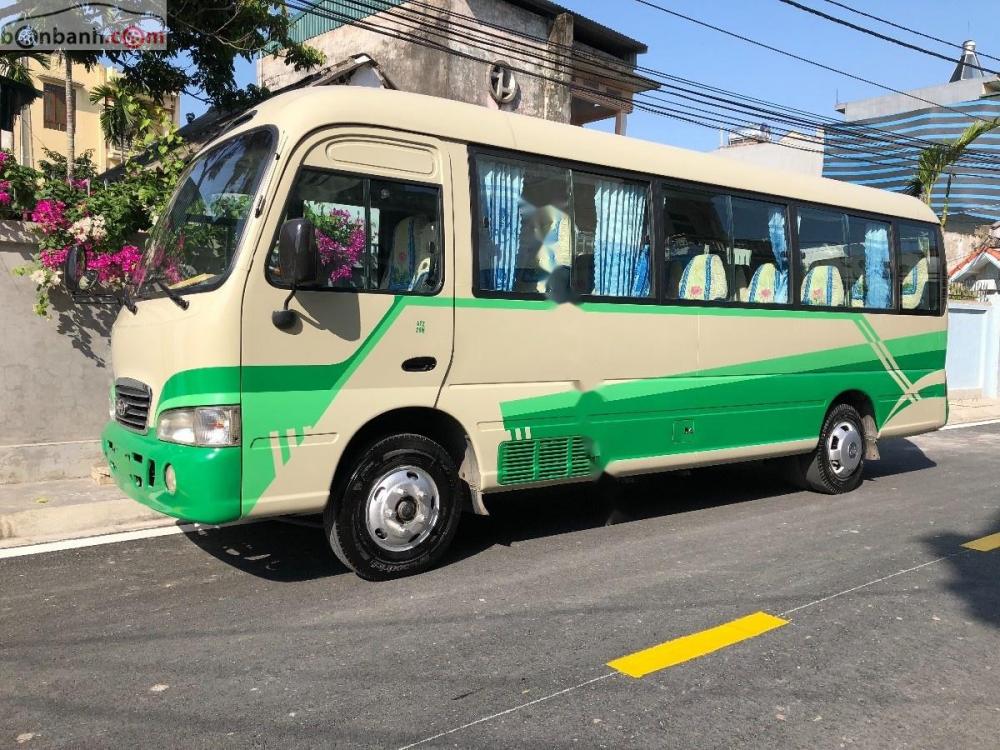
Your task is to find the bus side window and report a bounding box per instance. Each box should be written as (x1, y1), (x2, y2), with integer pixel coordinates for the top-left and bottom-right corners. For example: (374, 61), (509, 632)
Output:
(898, 222), (941, 313)
(846, 216), (893, 310)
(475, 154), (652, 300)
(266, 169), (442, 295)
(570, 171), (652, 299)
(797, 207), (849, 308)
(661, 186), (732, 302)
(730, 197), (790, 305)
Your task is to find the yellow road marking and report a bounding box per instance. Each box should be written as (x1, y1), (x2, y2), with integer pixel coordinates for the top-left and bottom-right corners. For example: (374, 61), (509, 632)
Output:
(607, 612), (788, 678)
(963, 532), (1000, 552)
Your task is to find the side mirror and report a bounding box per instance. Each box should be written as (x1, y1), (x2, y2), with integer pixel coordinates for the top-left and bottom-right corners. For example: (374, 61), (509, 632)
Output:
(544, 265), (582, 305)
(278, 218), (317, 285)
(273, 218), (317, 330)
(63, 245), (98, 294)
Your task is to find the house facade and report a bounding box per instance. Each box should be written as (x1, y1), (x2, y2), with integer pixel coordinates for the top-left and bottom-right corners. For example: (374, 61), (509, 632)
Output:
(258, 0), (653, 134)
(11, 56), (179, 174)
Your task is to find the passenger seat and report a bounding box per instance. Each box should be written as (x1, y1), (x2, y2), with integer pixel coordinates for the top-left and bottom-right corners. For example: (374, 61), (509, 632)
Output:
(382, 216), (438, 292)
(801, 264), (845, 307)
(679, 254), (728, 301)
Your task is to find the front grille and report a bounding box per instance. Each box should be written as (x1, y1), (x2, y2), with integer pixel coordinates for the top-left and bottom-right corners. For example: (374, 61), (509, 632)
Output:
(115, 378), (152, 432)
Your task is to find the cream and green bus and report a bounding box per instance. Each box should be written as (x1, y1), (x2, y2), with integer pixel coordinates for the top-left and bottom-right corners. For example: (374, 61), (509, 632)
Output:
(86, 87), (947, 580)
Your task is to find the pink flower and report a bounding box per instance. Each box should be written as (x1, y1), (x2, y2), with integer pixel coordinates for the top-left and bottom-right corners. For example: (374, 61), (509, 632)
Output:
(0, 151), (9, 168)
(31, 199), (69, 233)
(315, 219), (365, 283)
(0, 192), (10, 206)
(39, 245), (71, 270)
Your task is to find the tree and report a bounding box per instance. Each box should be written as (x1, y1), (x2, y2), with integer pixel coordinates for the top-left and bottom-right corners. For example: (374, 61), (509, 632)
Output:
(0, 52), (49, 86)
(64, 55), (74, 181)
(89, 79), (160, 154)
(104, 0), (324, 108)
(906, 118), (1000, 227)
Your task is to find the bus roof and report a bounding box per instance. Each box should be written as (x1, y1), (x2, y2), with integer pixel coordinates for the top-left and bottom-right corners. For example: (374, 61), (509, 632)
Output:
(223, 86), (940, 226)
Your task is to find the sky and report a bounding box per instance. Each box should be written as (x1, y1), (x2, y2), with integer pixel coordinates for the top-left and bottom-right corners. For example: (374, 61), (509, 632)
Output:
(181, 0), (1000, 153)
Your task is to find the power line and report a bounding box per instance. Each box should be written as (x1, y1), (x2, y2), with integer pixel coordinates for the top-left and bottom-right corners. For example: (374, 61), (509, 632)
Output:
(817, 0), (1000, 66)
(632, 0), (1000, 125)
(283, 0), (1000, 175)
(777, 0), (998, 76)
(303, 0), (1000, 170)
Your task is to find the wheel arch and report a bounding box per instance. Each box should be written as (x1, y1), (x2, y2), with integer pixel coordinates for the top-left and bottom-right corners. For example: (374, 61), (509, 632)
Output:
(329, 406), (486, 515)
(828, 389), (880, 460)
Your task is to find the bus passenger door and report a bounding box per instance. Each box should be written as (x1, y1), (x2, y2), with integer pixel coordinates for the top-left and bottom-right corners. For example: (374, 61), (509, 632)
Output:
(240, 130), (455, 517)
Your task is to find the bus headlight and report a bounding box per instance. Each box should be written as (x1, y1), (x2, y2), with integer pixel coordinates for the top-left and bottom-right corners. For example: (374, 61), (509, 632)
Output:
(157, 406), (241, 447)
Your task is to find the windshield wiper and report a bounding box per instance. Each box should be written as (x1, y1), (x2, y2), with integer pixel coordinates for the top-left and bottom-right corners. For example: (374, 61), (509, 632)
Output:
(154, 280), (190, 310)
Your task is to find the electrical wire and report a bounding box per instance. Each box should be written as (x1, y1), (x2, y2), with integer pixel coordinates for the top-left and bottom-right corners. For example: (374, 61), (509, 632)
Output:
(777, 0), (998, 76)
(817, 0), (1000, 66)
(280, 0), (1000, 178)
(632, 0), (1000, 125)
(334, 0), (1000, 167)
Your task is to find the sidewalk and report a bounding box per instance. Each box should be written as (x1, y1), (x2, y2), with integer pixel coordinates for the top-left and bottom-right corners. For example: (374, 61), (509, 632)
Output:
(1, 398), (997, 550)
(0, 477), (171, 549)
(948, 397), (1000, 425)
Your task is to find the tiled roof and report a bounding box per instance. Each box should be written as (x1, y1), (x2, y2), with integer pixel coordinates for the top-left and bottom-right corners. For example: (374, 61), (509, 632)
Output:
(950, 247), (1000, 277)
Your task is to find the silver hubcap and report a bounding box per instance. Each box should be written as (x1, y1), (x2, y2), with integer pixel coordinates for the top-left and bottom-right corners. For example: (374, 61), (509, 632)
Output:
(365, 465), (440, 552)
(826, 420), (863, 478)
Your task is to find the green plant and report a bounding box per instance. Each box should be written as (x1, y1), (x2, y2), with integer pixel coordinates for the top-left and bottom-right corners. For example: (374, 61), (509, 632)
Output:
(37, 147), (98, 183)
(13, 113), (190, 317)
(948, 281), (978, 300)
(89, 78), (162, 153)
(905, 118), (1000, 228)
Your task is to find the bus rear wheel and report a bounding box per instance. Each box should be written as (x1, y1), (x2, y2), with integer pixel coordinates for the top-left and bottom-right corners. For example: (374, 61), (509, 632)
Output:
(791, 403), (867, 494)
(326, 433), (462, 580)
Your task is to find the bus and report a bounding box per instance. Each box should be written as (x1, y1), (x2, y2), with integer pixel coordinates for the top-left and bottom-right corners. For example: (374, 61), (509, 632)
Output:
(87, 87), (947, 580)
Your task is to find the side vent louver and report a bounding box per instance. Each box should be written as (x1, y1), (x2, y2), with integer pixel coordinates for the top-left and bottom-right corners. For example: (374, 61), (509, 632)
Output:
(498, 436), (592, 485)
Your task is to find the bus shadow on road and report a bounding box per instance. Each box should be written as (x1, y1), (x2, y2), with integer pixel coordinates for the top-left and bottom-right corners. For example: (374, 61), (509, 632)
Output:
(863, 437), (937, 479)
(182, 519), (347, 582)
(450, 438), (937, 562)
(180, 438), (936, 581)
(922, 513), (1000, 631)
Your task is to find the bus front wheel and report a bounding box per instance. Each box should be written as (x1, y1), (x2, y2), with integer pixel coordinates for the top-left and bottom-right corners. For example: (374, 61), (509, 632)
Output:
(790, 403), (867, 494)
(326, 433), (463, 580)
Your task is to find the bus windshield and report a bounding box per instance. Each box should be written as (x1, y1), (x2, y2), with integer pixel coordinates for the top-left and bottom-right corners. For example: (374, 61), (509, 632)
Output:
(133, 127), (275, 298)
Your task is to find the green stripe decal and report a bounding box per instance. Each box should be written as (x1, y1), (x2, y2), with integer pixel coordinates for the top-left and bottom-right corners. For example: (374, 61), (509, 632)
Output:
(498, 329), (945, 481)
(241, 296), (411, 511)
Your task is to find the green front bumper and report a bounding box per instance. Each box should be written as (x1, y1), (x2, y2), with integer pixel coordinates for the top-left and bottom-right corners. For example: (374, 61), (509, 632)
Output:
(102, 420), (242, 524)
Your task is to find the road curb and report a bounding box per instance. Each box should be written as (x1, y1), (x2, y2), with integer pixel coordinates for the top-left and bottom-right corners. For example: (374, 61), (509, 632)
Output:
(0, 498), (174, 550)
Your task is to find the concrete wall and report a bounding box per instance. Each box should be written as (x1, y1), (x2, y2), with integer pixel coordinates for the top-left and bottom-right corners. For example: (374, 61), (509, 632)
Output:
(713, 132), (824, 176)
(260, 0), (597, 123)
(946, 301), (1000, 400)
(0, 221), (114, 484)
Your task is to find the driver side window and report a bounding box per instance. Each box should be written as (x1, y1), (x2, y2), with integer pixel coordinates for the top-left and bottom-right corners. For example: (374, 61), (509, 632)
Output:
(267, 168), (443, 295)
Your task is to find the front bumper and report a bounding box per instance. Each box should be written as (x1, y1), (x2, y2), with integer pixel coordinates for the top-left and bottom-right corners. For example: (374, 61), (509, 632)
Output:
(102, 420), (242, 524)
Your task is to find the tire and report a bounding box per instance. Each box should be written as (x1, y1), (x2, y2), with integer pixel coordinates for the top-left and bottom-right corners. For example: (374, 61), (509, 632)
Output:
(325, 433), (463, 581)
(789, 403), (867, 494)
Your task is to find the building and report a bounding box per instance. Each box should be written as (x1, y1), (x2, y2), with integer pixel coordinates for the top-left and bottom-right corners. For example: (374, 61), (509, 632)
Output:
(714, 126), (824, 176)
(258, 0), (655, 134)
(824, 40), (1000, 265)
(11, 55), (179, 174)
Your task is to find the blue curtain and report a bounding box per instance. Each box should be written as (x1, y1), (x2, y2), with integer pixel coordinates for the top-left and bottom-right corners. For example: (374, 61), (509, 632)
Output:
(593, 181), (650, 297)
(767, 208), (789, 303)
(480, 161), (524, 291)
(864, 223), (891, 309)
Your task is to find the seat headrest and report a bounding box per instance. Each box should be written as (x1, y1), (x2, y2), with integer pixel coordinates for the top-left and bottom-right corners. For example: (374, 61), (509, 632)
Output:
(679, 254), (728, 301)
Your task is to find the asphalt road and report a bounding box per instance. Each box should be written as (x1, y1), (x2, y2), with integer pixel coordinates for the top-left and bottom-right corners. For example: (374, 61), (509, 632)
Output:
(3, 424), (999, 749)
